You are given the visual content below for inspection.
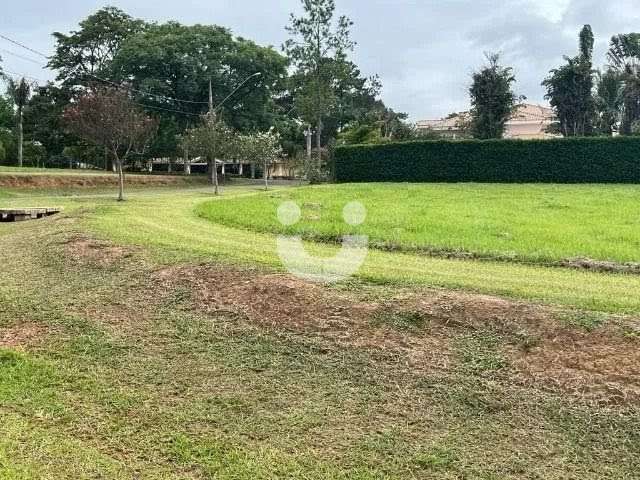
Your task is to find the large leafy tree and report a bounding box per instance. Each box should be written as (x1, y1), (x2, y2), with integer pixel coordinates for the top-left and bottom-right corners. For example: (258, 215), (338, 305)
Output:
(283, 0), (356, 164)
(110, 22), (288, 157)
(607, 33), (640, 135)
(469, 53), (521, 139)
(318, 59), (381, 141)
(23, 84), (72, 161)
(63, 88), (158, 201)
(542, 25), (596, 137)
(48, 6), (146, 87)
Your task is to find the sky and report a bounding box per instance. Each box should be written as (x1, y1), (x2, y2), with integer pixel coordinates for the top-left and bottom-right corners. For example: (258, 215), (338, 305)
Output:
(1, 0), (639, 120)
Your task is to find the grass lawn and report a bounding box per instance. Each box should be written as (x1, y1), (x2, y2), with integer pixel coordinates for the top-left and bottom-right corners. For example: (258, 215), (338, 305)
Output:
(1, 183), (639, 478)
(2, 183), (640, 314)
(196, 183), (640, 265)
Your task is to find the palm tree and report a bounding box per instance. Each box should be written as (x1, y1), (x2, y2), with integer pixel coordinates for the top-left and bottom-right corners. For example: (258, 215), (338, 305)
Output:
(595, 70), (624, 135)
(607, 34), (640, 135)
(5, 77), (31, 167)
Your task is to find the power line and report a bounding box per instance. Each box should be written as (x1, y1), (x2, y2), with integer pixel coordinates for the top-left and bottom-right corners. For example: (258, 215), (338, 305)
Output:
(132, 101), (201, 117)
(0, 32), (209, 105)
(84, 73), (210, 105)
(0, 32), (260, 115)
(0, 68), (45, 83)
(0, 48), (43, 65)
(0, 34), (49, 59)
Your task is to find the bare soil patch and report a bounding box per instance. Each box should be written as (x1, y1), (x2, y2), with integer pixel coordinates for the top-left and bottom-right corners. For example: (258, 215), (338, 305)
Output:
(0, 323), (47, 350)
(155, 264), (640, 405)
(400, 292), (640, 405)
(64, 236), (137, 267)
(0, 173), (203, 189)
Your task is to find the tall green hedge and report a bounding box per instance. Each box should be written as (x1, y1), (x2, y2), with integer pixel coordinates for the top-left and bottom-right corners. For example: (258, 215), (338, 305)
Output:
(334, 137), (640, 183)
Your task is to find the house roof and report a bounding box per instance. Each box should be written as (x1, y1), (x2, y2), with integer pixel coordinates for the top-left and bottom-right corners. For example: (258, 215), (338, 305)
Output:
(417, 104), (555, 131)
(509, 104), (555, 122)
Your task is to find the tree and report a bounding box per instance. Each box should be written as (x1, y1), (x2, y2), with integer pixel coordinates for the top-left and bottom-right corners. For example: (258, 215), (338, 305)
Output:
(542, 25), (596, 137)
(284, 0), (356, 166)
(469, 53), (521, 139)
(23, 141), (46, 168)
(595, 70), (624, 135)
(0, 93), (13, 130)
(110, 22), (288, 158)
(63, 88), (157, 201)
(6, 77), (32, 167)
(238, 130), (284, 190)
(607, 33), (640, 135)
(182, 112), (236, 195)
(48, 6), (145, 87)
(24, 84), (73, 162)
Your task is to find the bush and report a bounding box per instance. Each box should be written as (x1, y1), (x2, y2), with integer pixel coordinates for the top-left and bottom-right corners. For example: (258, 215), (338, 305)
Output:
(334, 136), (640, 183)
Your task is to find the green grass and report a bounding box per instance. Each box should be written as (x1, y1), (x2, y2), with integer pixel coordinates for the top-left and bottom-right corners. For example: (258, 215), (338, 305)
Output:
(1, 184), (639, 313)
(73, 187), (640, 314)
(1, 205), (639, 478)
(195, 183), (640, 264)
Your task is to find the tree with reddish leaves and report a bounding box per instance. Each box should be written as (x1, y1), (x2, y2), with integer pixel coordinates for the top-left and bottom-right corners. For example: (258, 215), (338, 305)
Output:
(63, 87), (157, 201)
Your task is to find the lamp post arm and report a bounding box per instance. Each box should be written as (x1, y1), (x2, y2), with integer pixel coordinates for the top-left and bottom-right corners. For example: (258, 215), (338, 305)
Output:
(212, 72), (262, 113)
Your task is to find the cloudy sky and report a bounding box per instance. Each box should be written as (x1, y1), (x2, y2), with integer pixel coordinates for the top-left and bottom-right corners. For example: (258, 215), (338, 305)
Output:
(1, 0), (639, 120)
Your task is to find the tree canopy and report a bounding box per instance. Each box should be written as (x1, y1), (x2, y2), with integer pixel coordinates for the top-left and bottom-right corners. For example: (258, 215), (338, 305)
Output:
(469, 53), (521, 140)
(543, 25), (596, 137)
(48, 6), (146, 87)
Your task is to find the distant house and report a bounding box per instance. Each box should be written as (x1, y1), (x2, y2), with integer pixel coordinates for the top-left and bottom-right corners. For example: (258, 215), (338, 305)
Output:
(417, 104), (558, 140)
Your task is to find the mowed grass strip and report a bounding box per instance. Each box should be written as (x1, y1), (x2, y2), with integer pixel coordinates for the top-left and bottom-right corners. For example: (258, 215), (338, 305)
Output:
(67, 186), (640, 314)
(195, 183), (640, 264)
(2, 184), (639, 312)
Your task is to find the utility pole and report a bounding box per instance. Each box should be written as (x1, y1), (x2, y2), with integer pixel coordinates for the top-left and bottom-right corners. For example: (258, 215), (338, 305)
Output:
(208, 77), (220, 195)
(204, 72), (261, 192)
(208, 77), (214, 114)
(304, 126), (312, 161)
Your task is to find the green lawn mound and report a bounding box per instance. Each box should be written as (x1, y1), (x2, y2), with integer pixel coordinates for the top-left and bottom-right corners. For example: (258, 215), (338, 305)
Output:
(196, 183), (640, 267)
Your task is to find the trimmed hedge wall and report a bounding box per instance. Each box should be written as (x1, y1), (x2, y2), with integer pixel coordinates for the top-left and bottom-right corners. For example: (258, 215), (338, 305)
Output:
(334, 137), (640, 183)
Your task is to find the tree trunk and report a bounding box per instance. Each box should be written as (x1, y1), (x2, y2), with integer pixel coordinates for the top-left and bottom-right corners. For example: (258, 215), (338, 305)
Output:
(116, 157), (125, 202)
(104, 147), (109, 171)
(316, 116), (322, 170)
(213, 159), (219, 195)
(168, 157), (173, 174)
(208, 156), (219, 195)
(17, 108), (23, 168)
(251, 163), (256, 179)
(184, 147), (191, 175)
(306, 127), (312, 161)
(263, 160), (269, 190)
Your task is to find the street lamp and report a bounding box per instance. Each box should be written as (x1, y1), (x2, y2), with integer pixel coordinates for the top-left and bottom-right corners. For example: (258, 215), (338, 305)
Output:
(209, 72), (262, 113)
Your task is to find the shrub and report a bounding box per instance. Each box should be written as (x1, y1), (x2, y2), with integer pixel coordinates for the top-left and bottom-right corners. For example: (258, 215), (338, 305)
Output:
(334, 136), (640, 183)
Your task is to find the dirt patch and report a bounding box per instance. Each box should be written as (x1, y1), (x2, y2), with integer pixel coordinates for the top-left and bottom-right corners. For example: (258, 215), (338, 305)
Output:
(509, 331), (640, 406)
(0, 323), (46, 350)
(154, 265), (455, 372)
(0, 173), (205, 189)
(64, 236), (137, 267)
(155, 264), (640, 405)
(400, 292), (640, 405)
